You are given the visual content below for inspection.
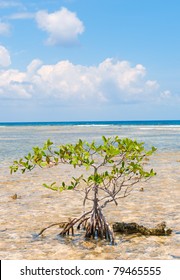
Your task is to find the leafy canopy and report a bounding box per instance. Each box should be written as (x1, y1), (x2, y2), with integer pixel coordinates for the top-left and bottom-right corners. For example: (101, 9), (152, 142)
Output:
(10, 136), (156, 197)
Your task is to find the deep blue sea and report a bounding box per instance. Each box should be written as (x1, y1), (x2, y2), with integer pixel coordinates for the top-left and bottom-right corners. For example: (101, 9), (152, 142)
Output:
(0, 120), (180, 127)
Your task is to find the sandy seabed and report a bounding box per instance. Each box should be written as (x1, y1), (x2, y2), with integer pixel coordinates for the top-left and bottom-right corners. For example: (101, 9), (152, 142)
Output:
(0, 152), (180, 260)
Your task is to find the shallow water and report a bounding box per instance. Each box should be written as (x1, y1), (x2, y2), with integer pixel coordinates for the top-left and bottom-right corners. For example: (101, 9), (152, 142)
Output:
(0, 125), (180, 259)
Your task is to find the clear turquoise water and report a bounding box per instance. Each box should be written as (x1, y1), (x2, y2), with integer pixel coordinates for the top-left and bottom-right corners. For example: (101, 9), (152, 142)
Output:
(0, 122), (180, 164)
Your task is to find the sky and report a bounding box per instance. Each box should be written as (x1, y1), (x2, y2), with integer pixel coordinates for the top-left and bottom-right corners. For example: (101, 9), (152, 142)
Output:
(0, 0), (179, 122)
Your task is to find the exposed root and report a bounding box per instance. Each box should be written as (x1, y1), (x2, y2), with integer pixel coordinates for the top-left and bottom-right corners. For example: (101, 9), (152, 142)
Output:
(59, 210), (92, 236)
(37, 207), (114, 244)
(37, 222), (67, 236)
(37, 219), (171, 242)
(84, 207), (114, 244)
(77, 217), (90, 230)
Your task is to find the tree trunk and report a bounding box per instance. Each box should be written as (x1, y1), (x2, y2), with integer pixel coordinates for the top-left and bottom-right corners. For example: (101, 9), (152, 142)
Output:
(84, 185), (115, 244)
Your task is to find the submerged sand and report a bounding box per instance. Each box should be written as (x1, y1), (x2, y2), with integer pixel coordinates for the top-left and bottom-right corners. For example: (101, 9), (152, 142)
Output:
(0, 151), (179, 260)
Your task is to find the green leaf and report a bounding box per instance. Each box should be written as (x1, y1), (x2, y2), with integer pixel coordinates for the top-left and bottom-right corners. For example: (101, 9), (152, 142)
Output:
(102, 136), (107, 143)
(43, 182), (59, 191)
(10, 136), (156, 206)
(40, 162), (47, 167)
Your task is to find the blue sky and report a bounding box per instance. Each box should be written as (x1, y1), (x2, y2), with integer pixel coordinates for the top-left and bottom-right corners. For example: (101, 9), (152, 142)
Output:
(0, 0), (179, 121)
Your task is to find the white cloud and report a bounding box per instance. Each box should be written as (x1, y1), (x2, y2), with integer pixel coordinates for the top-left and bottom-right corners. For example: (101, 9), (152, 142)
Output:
(0, 45), (11, 67)
(7, 12), (35, 20)
(26, 59), (43, 76)
(97, 59), (147, 96)
(35, 7), (85, 46)
(0, 57), (168, 103)
(0, 68), (31, 98)
(0, 22), (10, 35)
(160, 90), (172, 99)
(146, 80), (159, 90)
(0, 1), (23, 8)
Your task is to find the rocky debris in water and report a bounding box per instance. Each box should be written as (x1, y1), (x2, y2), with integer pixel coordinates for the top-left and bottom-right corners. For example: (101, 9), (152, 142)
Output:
(10, 193), (21, 200)
(171, 255), (180, 259)
(10, 193), (18, 199)
(0, 229), (7, 232)
(112, 222), (172, 236)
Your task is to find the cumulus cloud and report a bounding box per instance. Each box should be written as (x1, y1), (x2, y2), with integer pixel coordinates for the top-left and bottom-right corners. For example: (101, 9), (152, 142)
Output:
(0, 68), (32, 98)
(0, 57), (167, 103)
(35, 7), (84, 46)
(26, 59), (43, 76)
(0, 45), (11, 67)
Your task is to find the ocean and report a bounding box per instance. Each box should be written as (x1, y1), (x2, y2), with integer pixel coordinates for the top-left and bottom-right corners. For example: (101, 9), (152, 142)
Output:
(0, 121), (180, 259)
(0, 120), (180, 163)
